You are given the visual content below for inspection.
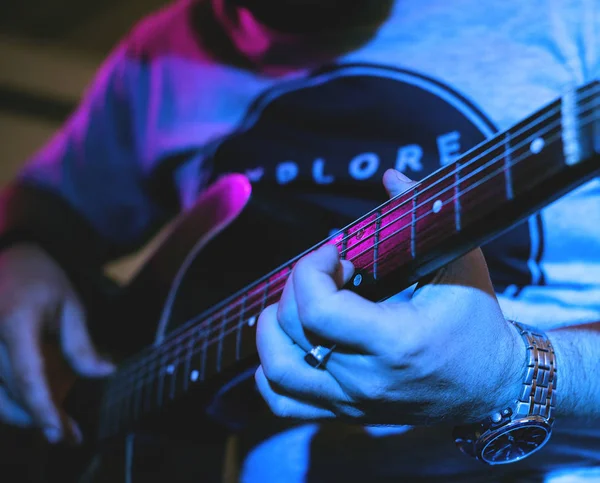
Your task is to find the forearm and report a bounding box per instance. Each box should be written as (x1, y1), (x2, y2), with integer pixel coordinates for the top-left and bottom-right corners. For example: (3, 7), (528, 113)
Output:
(549, 322), (600, 420)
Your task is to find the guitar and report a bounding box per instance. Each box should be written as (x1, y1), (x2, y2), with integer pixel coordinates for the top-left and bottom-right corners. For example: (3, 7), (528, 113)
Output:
(45, 80), (598, 481)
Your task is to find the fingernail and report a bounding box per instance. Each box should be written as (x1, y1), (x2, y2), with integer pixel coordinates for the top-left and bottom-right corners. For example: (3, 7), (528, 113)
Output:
(394, 170), (412, 182)
(44, 426), (62, 444)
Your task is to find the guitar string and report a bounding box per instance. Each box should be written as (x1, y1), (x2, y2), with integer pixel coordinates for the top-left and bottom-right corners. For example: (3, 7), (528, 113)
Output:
(110, 86), (599, 387)
(113, 87), (595, 378)
(104, 105), (599, 415)
(102, 109), (596, 424)
(108, 124), (570, 405)
(107, 89), (599, 400)
(110, 92), (599, 385)
(103, 115), (600, 429)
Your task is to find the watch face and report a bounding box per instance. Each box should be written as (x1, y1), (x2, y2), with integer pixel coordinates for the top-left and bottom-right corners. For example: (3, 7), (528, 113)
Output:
(481, 421), (551, 465)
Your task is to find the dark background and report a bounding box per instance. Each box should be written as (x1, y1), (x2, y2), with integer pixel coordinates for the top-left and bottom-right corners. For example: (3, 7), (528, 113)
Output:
(0, 0), (169, 182)
(0, 0), (168, 55)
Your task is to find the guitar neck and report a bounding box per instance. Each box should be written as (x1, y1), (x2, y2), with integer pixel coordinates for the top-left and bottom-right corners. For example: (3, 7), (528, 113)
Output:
(97, 80), (599, 441)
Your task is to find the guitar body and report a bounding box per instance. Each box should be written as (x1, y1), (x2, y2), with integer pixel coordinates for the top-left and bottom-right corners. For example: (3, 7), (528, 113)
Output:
(33, 80), (600, 482)
(49, 174), (349, 482)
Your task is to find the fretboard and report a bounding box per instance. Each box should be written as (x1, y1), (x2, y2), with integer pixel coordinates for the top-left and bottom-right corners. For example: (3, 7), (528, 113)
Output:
(98, 80), (599, 441)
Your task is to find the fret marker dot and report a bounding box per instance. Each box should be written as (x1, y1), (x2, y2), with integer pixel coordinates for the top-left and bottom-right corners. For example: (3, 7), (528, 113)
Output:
(166, 365), (175, 375)
(530, 138), (545, 154)
(353, 274), (363, 286)
(190, 370), (199, 382)
(432, 200), (443, 213)
(248, 316), (257, 327)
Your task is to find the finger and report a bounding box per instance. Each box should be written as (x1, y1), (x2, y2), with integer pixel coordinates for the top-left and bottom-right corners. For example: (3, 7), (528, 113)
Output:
(278, 252), (353, 350)
(257, 305), (350, 405)
(276, 273), (315, 350)
(292, 245), (345, 301)
(0, 385), (33, 427)
(60, 297), (115, 377)
(3, 311), (63, 442)
(255, 366), (336, 420)
(293, 246), (391, 351)
(382, 169), (416, 198)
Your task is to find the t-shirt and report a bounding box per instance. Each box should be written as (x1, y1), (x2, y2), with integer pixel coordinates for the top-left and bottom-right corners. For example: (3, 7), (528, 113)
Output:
(5, 0), (600, 481)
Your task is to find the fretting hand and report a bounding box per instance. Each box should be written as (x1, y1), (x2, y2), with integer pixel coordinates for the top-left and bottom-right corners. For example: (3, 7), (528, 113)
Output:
(255, 169), (524, 426)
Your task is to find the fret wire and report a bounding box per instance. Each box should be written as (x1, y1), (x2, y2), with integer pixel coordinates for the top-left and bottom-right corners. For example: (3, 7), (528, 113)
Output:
(104, 400), (115, 439)
(504, 131), (514, 200)
(108, 93), (600, 400)
(157, 352), (167, 408)
(140, 362), (150, 418)
(594, 91), (600, 151)
(373, 209), (382, 279)
(124, 391), (133, 433)
(216, 308), (227, 373)
(191, 325), (204, 385)
(166, 343), (184, 401)
(410, 186), (417, 258)
(152, 357), (162, 411)
(341, 228), (349, 259)
(102, 375), (119, 418)
(116, 388), (128, 436)
(183, 328), (194, 392)
(260, 279), (269, 313)
(114, 366), (128, 402)
(102, 403), (113, 439)
(113, 402), (122, 438)
(169, 360), (177, 401)
(143, 357), (154, 414)
(236, 293), (247, 361)
(454, 159), (461, 232)
(562, 88), (582, 165)
(120, 388), (134, 437)
(132, 368), (142, 423)
(200, 326), (208, 381)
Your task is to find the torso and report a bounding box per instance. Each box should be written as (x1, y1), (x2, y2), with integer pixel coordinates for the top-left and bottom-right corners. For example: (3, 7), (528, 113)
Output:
(119, 0), (600, 480)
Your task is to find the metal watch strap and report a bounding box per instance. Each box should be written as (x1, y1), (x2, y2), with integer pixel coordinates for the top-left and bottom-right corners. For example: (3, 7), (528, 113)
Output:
(508, 320), (557, 422)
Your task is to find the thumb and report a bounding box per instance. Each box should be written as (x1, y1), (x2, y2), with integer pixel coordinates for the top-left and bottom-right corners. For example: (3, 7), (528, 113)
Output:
(382, 169), (416, 198)
(60, 297), (115, 377)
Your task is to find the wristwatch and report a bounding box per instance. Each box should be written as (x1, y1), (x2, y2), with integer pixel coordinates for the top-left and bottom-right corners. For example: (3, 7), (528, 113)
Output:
(452, 320), (557, 465)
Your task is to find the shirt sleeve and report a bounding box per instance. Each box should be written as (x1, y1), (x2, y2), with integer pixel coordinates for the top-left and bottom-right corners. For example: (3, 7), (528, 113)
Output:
(0, 38), (171, 275)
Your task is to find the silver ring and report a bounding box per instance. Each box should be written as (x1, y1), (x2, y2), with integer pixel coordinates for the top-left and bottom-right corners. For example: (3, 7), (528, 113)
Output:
(304, 344), (336, 369)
